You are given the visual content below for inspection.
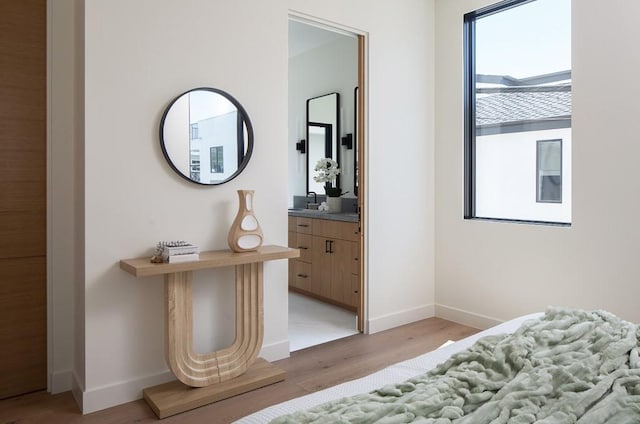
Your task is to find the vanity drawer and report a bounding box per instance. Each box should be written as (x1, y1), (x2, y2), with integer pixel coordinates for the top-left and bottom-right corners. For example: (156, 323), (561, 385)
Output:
(288, 216), (296, 233)
(288, 230), (295, 248)
(294, 233), (312, 263)
(292, 260), (311, 292)
(313, 219), (359, 241)
(293, 217), (313, 235)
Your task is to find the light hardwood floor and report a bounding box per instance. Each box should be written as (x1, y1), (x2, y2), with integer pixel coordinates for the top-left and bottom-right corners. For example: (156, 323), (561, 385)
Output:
(0, 318), (478, 424)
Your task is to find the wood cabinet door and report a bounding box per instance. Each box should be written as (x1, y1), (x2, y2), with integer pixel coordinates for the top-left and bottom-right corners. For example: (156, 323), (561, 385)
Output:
(347, 273), (361, 308)
(309, 237), (354, 306)
(329, 239), (352, 304)
(311, 236), (332, 298)
(0, 0), (47, 399)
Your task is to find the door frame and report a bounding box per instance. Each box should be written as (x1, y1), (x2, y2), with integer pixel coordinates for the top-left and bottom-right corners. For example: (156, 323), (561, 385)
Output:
(287, 11), (369, 333)
(46, 0), (79, 394)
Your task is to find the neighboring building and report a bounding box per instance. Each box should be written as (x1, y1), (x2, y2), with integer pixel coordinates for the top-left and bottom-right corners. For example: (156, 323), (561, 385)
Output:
(475, 72), (572, 223)
(190, 111), (240, 184)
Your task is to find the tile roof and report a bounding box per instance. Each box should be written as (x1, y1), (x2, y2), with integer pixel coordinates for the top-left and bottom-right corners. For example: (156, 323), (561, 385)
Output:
(476, 86), (571, 127)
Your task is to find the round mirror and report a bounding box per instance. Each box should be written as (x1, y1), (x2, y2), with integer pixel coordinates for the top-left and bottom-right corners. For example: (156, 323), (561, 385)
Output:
(160, 87), (254, 185)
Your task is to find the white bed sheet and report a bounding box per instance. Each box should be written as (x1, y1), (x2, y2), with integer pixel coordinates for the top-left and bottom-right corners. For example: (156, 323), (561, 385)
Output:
(235, 312), (543, 423)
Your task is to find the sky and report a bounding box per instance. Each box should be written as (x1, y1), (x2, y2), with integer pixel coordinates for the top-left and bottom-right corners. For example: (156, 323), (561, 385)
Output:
(476, 0), (571, 79)
(188, 90), (236, 124)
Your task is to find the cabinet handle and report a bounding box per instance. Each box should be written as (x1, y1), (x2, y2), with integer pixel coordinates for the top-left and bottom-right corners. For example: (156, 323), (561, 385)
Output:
(298, 224), (309, 228)
(297, 246), (308, 250)
(297, 273), (308, 278)
(325, 240), (335, 254)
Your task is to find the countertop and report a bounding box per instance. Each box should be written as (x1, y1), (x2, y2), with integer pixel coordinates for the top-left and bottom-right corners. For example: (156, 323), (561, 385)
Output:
(288, 209), (358, 223)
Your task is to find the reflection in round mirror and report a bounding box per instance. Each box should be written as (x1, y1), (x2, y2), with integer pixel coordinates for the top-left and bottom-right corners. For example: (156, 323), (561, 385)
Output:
(160, 87), (254, 185)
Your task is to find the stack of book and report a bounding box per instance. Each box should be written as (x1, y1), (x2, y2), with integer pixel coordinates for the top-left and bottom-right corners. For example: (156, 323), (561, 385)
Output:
(160, 242), (200, 263)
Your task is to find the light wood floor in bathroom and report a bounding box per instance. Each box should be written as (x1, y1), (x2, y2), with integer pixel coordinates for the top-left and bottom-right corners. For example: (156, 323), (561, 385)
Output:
(0, 318), (478, 424)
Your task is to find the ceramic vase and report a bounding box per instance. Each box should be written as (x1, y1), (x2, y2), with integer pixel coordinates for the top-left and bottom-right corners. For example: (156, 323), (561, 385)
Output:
(228, 190), (263, 252)
(326, 196), (341, 213)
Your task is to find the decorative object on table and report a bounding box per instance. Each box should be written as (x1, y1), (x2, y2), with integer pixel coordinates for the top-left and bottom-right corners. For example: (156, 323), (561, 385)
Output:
(314, 157), (342, 213)
(228, 189), (264, 252)
(318, 201), (329, 212)
(151, 241), (200, 263)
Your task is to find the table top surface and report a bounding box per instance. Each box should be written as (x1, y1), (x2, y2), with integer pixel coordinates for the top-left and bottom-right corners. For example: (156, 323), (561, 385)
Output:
(120, 245), (299, 277)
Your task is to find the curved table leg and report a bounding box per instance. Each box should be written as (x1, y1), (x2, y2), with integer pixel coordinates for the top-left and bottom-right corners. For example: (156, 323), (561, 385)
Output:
(164, 263), (264, 387)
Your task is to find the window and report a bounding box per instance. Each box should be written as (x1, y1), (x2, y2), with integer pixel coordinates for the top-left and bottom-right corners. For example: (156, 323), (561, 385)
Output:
(210, 146), (224, 173)
(464, 0), (571, 225)
(537, 139), (562, 203)
(190, 155), (200, 181)
(190, 123), (199, 140)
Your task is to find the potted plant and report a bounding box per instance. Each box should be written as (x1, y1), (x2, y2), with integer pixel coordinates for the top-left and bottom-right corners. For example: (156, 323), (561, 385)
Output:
(314, 158), (342, 212)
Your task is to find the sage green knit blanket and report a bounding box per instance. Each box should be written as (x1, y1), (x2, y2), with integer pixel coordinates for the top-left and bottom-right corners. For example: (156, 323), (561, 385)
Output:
(271, 308), (640, 423)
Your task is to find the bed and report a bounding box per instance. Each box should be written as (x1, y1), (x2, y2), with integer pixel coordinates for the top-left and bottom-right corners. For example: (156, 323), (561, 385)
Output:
(236, 308), (640, 423)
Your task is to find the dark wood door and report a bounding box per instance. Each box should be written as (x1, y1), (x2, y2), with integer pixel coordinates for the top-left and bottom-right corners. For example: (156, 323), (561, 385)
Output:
(0, 0), (47, 399)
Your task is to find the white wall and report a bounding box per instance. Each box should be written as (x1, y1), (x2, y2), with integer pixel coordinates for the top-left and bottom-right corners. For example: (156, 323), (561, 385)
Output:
(288, 36), (358, 202)
(79, 1), (291, 412)
(435, 0), (640, 328)
(48, 0), (436, 413)
(476, 128), (571, 223)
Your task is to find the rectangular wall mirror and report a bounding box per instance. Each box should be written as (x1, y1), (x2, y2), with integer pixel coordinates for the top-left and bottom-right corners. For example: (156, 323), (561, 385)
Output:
(307, 92), (340, 194)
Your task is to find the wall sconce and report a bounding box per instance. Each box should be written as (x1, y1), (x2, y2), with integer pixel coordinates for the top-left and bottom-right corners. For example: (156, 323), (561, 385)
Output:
(341, 133), (353, 150)
(296, 139), (306, 154)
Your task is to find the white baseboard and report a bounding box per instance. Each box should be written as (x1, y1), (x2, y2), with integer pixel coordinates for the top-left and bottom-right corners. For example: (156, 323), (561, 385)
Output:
(260, 339), (290, 361)
(435, 304), (503, 330)
(71, 371), (84, 412)
(75, 340), (290, 414)
(79, 370), (174, 414)
(367, 304), (435, 334)
(49, 369), (73, 394)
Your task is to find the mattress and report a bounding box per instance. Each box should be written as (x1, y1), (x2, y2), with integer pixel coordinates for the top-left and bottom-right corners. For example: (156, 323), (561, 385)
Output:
(235, 312), (543, 423)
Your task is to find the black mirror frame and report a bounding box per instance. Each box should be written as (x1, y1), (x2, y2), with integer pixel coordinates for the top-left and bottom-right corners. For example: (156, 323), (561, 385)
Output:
(159, 87), (254, 186)
(305, 92), (340, 194)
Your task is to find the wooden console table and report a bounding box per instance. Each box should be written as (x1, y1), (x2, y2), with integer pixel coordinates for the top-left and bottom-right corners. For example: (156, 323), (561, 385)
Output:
(120, 245), (299, 418)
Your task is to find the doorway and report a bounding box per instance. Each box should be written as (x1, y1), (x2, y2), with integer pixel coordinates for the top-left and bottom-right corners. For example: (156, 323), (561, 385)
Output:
(0, 0), (48, 399)
(287, 16), (366, 351)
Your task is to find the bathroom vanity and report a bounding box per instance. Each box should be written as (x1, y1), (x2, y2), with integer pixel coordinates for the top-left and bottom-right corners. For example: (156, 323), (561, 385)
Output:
(288, 210), (361, 318)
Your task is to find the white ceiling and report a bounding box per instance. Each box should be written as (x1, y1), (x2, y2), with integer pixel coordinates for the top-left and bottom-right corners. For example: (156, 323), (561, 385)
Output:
(288, 20), (354, 58)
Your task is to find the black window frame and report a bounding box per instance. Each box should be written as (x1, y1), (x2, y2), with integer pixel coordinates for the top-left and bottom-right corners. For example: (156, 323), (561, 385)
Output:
(536, 139), (563, 204)
(210, 146), (224, 174)
(463, 0), (570, 227)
